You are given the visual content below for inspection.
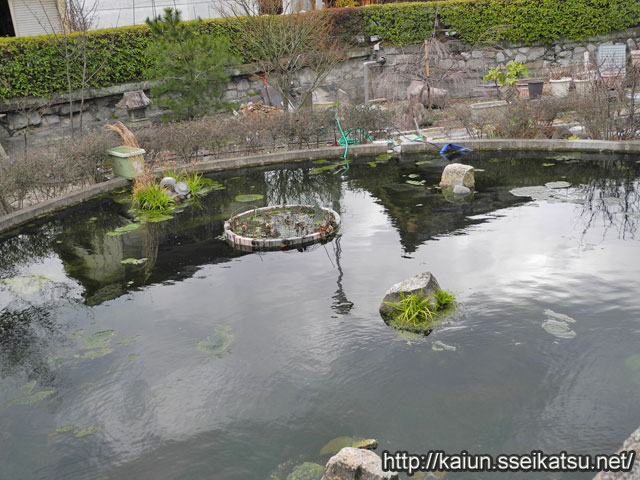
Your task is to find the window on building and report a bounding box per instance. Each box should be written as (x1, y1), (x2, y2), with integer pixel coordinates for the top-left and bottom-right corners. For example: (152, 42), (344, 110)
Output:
(0, 0), (16, 36)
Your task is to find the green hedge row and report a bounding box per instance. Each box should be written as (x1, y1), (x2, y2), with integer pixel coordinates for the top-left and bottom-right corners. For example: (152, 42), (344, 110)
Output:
(2, 0), (639, 99)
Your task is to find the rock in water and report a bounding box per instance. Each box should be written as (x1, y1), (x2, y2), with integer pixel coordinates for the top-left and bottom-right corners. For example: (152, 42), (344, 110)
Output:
(287, 462), (324, 480)
(379, 272), (440, 322)
(352, 439), (378, 450)
(321, 448), (398, 480)
(593, 424), (640, 480)
(452, 185), (471, 196)
(439, 163), (475, 189)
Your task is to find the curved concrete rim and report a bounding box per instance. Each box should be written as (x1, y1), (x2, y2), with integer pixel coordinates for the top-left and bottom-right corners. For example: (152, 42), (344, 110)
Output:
(224, 205), (341, 252)
(2, 138), (640, 236)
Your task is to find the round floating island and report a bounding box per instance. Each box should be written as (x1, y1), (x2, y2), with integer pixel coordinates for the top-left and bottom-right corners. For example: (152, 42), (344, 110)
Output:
(224, 205), (341, 252)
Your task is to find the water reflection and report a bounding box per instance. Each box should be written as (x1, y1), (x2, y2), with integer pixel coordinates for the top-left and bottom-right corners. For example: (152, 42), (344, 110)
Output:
(2, 154), (639, 307)
(0, 152), (640, 479)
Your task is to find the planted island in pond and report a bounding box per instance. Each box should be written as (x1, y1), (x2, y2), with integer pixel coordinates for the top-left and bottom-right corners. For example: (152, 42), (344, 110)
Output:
(379, 272), (456, 334)
(383, 289), (456, 334)
(224, 205), (341, 251)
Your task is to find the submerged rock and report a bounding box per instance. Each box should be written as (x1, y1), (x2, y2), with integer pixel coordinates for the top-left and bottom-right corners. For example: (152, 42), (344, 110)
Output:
(287, 462), (324, 480)
(321, 437), (377, 455)
(543, 309), (576, 324)
(197, 325), (233, 358)
(352, 439), (378, 450)
(432, 340), (457, 352)
(593, 424), (640, 479)
(452, 185), (472, 196)
(379, 272), (441, 322)
(545, 181), (571, 189)
(541, 319), (576, 339)
(439, 163), (475, 189)
(322, 447), (398, 480)
(541, 309), (577, 339)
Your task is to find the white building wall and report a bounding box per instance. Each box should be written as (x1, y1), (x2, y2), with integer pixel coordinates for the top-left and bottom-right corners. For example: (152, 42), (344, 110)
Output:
(87, 0), (227, 29)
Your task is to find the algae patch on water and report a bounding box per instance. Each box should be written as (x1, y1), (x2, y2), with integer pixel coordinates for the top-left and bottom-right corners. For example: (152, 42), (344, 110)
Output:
(106, 223), (141, 236)
(309, 164), (341, 175)
(625, 354), (640, 384)
(1, 380), (55, 411)
(286, 462), (324, 480)
(121, 258), (148, 265)
(375, 153), (393, 163)
(432, 340), (457, 352)
(50, 425), (99, 438)
(197, 325), (233, 358)
(74, 426), (99, 438)
(319, 436), (370, 455)
(235, 194), (264, 203)
(73, 330), (116, 359)
(83, 330), (115, 349)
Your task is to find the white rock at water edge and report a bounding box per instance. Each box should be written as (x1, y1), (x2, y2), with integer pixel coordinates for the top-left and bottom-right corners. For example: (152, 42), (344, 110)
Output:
(439, 163), (475, 189)
(321, 447), (398, 480)
(452, 185), (472, 196)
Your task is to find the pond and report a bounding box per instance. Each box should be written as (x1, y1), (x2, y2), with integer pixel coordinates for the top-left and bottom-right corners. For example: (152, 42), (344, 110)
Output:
(1, 152), (639, 479)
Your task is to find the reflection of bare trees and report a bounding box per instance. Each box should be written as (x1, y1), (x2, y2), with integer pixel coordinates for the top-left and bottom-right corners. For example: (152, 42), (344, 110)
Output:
(0, 277), (85, 379)
(578, 160), (640, 240)
(264, 168), (343, 212)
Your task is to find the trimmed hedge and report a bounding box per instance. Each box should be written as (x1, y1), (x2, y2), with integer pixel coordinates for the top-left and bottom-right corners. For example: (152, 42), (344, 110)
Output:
(1, 0), (639, 99)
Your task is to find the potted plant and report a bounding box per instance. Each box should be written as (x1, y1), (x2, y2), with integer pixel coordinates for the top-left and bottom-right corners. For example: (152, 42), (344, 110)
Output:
(548, 66), (572, 97)
(105, 122), (146, 179)
(483, 61), (529, 103)
(573, 69), (591, 95)
(527, 71), (544, 100)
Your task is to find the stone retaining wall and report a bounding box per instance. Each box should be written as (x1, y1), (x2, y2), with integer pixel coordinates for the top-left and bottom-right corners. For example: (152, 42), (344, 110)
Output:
(2, 27), (639, 155)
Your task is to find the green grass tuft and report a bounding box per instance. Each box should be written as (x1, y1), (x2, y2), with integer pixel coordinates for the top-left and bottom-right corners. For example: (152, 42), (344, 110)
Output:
(133, 183), (175, 211)
(384, 289), (456, 332)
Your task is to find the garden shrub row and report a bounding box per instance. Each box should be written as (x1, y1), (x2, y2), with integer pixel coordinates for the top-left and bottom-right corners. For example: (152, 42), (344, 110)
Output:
(1, 0), (639, 99)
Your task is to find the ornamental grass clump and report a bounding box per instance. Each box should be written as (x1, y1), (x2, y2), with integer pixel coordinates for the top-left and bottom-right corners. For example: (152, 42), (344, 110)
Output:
(132, 182), (175, 211)
(384, 289), (456, 333)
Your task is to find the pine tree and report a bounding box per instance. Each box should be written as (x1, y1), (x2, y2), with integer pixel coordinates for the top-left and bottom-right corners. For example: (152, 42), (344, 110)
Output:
(145, 9), (236, 120)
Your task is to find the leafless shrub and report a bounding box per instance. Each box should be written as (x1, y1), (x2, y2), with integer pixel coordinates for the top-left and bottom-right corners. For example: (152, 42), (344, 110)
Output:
(337, 104), (396, 139)
(443, 102), (494, 139)
(492, 97), (570, 139)
(569, 61), (640, 140)
(275, 110), (334, 148)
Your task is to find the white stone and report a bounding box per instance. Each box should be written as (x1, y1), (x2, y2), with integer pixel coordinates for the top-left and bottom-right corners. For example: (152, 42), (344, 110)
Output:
(452, 185), (471, 196)
(322, 447), (398, 480)
(439, 163), (475, 188)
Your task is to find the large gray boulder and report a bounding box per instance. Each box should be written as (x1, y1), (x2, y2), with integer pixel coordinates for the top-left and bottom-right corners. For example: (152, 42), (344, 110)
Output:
(321, 447), (398, 480)
(407, 81), (449, 109)
(439, 163), (475, 189)
(379, 272), (440, 322)
(593, 425), (640, 479)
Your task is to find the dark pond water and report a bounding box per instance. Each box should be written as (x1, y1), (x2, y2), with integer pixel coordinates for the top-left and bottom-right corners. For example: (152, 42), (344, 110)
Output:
(1, 152), (640, 480)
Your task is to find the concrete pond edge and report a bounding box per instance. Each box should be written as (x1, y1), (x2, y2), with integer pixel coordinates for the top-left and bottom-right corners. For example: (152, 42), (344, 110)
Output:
(2, 138), (640, 236)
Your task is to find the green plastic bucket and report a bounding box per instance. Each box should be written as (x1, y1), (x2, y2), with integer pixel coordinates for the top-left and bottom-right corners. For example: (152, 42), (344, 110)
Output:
(106, 146), (146, 179)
